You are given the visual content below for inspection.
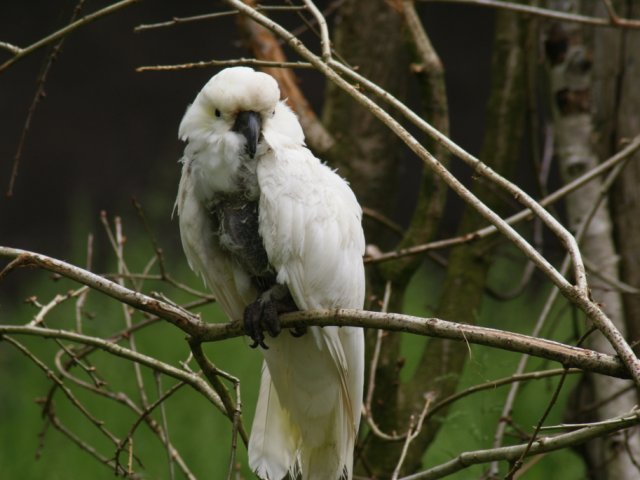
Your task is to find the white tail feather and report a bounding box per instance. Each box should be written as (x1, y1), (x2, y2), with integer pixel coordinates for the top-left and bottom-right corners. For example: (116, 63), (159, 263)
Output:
(249, 364), (299, 480)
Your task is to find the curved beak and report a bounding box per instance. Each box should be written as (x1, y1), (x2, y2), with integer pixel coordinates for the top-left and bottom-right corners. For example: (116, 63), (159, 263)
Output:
(232, 111), (262, 159)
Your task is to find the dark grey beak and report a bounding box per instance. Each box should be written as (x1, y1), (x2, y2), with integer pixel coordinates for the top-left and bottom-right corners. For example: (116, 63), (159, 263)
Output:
(232, 111), (262, 159)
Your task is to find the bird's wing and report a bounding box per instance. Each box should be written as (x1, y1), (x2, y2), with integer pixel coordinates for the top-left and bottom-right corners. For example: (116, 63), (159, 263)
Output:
(257, 141), (365, 419)
(176, 159), (255, 321)
(257, 145), (366, 312)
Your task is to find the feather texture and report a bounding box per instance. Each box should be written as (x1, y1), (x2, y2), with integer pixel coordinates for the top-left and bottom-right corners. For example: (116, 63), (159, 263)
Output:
(176, 67), (365, 480)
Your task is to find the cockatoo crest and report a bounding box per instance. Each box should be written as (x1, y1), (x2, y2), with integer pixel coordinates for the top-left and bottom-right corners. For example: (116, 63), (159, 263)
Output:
(179, 67), (279, 140)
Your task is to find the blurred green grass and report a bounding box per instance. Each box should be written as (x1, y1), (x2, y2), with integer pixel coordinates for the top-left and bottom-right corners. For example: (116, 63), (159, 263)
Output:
(0, 233), (586, 479)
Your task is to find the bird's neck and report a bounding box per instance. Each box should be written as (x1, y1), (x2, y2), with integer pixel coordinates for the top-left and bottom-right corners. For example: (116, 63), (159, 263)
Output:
(187, 134), (260, 203)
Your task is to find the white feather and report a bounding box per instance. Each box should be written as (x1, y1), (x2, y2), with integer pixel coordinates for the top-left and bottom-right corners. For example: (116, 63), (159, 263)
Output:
(176, 67), (365, 480)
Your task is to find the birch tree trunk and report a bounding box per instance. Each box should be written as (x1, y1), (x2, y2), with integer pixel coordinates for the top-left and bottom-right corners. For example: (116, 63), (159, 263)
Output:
(544, 2), (640, 477)
(604, 1), (640, 350)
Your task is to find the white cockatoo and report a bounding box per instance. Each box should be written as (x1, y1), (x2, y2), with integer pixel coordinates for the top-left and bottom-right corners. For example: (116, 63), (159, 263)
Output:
(175, 67), (365, 480)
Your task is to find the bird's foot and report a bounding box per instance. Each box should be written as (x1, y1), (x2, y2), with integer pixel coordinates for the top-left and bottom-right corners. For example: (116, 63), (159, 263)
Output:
(243, 288), (302, 348)
(244, 297), (281, 349)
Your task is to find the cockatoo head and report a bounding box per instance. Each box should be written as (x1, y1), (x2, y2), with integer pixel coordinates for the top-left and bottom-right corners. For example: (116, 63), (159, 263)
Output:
(179, 67), (281, 159)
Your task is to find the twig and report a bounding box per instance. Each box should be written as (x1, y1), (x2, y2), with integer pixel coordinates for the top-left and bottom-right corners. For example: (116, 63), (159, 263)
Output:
(226, 376), (243, 480)
(425, 368), (582, 421)
(362, 207), (404, 236)
(137, 58), (313, 72)
(584, 257), (640, 294)
(134, 10), (237, 31)
(391, 394), (434, 479)
(0, 41), (22, 54)
(188, 340), (249, 445)
(4, 336), (123, 447)
(100, 212), (140, 291)
(302, 0), (331, 60)
(47, 412), (135, 477)
(29, 287), (88, 326)
(155, 374), (175, 480)
(132, 198), (167, 278)
(419, 0), (640, 28)
(289, 0), (344, 39)
(75, 233), (93, 333)
(0, 0), (140, 73)
(133, 5), (307, 32)
(113, 381), (186, 478)
(505, 368), (570, 478)
(114, 215), (149, 407)
(363, 283), (406, 441)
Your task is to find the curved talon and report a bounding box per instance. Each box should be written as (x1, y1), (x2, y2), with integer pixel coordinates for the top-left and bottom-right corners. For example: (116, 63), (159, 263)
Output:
(290, 325), (307, 338)
(244, 301), (267, 348)
(243, 297), (281, 349)
(263, 301), (281, 338)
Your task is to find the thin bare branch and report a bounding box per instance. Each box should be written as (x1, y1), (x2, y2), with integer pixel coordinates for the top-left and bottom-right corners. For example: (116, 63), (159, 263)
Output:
(134, 5), (307, 32)
(189, 340), (249, 445)
(301, 0), (331, 60)
(419, 0), (640, 28)
(134, 11), (238, 32)
(137, 58), (313, 72)
(0, 41), (22, 54)
(426, 368), (582, 421)
(113, 380), (187, 478)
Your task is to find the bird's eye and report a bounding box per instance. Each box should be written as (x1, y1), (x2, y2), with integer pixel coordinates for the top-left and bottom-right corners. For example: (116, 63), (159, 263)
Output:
(215, 109), (221, 118)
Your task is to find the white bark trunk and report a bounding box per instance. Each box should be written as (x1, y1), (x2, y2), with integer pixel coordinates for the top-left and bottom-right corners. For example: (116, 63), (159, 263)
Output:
(545, 3), (640, 477)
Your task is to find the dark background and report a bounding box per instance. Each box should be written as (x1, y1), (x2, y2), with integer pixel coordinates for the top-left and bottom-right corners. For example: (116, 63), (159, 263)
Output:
(0, 0), (494, 263)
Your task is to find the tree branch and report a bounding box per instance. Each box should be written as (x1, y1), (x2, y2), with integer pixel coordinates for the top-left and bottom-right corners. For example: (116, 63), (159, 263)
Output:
(400, 409), (640, 480)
